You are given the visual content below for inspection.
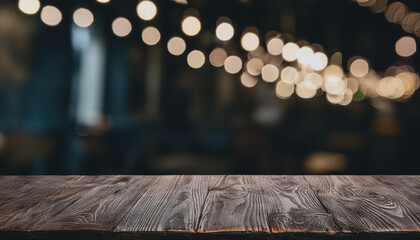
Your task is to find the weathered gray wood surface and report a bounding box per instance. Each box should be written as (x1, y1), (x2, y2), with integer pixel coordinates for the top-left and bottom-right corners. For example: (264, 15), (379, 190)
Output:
(304, 175), (420, 233)
(0, 175), (419, 240)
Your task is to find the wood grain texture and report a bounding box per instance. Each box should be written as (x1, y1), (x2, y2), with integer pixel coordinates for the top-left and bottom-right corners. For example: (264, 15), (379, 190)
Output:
(373, 175), (420, 207)
(305, 175), (420, 233)
(197, 175), (269, 233)
(116, 175), (210, 232)
(263, 175), (340, 233)
(1, 175), (420, 240)
(33, 176), (157, 231)
(0, 186), (91, 231)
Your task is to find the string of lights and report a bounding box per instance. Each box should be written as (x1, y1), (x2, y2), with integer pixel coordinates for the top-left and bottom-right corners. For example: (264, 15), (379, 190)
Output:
(17, 0), (420, 106)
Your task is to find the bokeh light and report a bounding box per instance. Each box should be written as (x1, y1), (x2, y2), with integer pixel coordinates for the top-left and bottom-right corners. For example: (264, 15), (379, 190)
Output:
(40, 6), (62, 27)
(276, 81), (294, 99)
(224, 56), (242, 74)
(241, 32), (259, 52)
(401, 13), (420, 33)
(304, 73), (323, 90)
(97, 0), (111, 3)
(246, 58), (264, 76)
(240, 72), (258, 88)
(347, 78), (359, 94)
(349, 58), (369, 78)
(187, 50), (205, 69)
(216, 22), (234, 41)
(324, 76), (346, 95)
(73, 8), (94, 28)
(296, 81), (317, 99)
(297, 46), (314, 65)
(167, 37), (186, 56)
(209, 48), (228, 67)
(142, 26), (161, 45)
(396, 72), (420, 97)
(18, 0), (40, 15)
(395, 36), (417, 57)
(112, 17), (132, 37)
(281, 66), (300, 84)
(369, 0), (388, 13)
(324, 65), (344, 79)
(261, 64), (279, 82)
(339, 89), (353, 106)
(385, 1), (407, 23)
(267, 38), (284, 56)
(356, 0), (376, 7)
(182, 16), (201, 37)
(309, 52), (328, 71)
(326, 93), (344, 104)
(137, 0), (157, 21)
(282, 42), (299, 62)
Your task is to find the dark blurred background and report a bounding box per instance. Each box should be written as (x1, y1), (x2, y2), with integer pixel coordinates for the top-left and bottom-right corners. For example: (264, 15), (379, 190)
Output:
(0, 0), (419, 175)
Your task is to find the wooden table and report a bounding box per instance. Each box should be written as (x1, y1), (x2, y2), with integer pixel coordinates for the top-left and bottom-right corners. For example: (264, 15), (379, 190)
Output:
(0, 175), (419, 239)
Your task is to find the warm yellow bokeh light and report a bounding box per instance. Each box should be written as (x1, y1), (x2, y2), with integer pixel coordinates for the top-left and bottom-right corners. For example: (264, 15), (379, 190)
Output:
(137, 0), (157, 21)
(304, 73), (323, 90)
(396, 72), (420, 96)
(347, 78), (359, 94)
(377, 76), (406, 99)
(395, 36), (417, 57)
(209, 48), (227, 67)
(280, 66), (300, 84)
(339, 89), (353, 106)
(297, 46), (314, 65)
(261, 64), (279, 82)
(246, 58), (264, 76)
(40, 6), (62, 27)
(97, 0), (111, 3)
(187, 50), (205, 69)
(142, 26), (160, 45)
(216, 22), (234, 41)
(241, 72), (258, 88)
(241, 32), (259, 52)
(224, 56), (242, 74)
(18, 0), (40, 15)
(73, 8), (94, 28)
(349, 58), (369, 78)
(282, 42), (299, 62)
(326, 93), (344, 104)
(324, 65), (344, 78)
(356, 0), (376, 7)
(276, 81), (294, 99)
(310, 52), (328, 71)
(112, 17), (132, 37)
(324, 76), (346, 95)
(296, 81), (317, 99)
(182, 16), (201, 37)
(267, 38), (284, 56)
(167, 37), (186, 56)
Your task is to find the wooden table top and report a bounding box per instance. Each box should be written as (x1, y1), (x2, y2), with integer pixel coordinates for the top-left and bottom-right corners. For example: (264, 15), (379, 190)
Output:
(0, 175), (419, 240)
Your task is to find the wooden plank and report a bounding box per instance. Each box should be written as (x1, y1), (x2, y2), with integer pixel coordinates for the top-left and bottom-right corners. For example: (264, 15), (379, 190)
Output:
(0, 175), (150, 231)
(116, 175), (210, 232)
(197, 175), (269, 233)
(33, 176), (157, 231)
(263, 175), (340, 233)
(0, 175), (120, 193)
(373, 176), (420, 207)
(305, 175), (420, 233)
(0, 186), (92, 231)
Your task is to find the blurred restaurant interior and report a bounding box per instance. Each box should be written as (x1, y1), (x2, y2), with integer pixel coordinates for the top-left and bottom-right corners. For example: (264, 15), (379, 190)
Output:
(0, 0), (419, 175)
